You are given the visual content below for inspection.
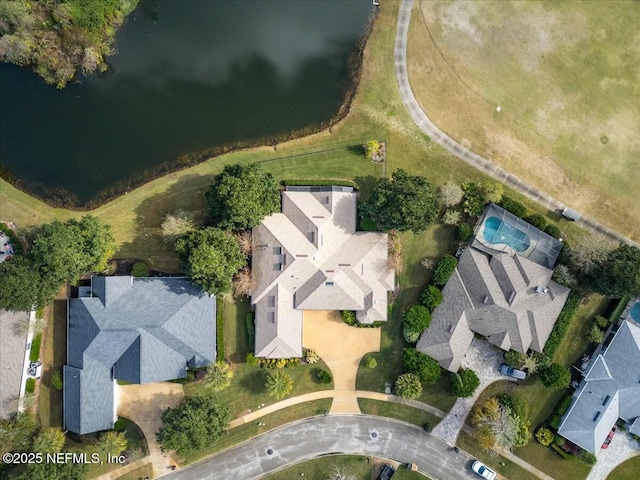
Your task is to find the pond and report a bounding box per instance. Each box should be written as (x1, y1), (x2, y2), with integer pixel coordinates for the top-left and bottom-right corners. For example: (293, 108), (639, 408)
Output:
(0, 0), (373, 206)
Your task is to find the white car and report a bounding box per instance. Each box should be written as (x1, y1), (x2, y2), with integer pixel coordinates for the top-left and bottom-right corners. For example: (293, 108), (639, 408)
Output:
(472, 460), (497, 480)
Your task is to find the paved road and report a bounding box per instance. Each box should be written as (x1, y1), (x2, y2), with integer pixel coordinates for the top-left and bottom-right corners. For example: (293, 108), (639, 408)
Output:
(163, 415), (478, 480)
(395, 0), (638, 248)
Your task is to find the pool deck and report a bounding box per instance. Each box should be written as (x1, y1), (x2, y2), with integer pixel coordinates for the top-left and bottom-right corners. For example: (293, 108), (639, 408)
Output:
(620, 296), (640, 324)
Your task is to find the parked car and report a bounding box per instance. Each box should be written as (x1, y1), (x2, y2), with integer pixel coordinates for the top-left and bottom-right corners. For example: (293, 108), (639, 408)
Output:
(472, 460), (497, 480)
(602, 426), (616, 449)
(378, 464), (395, 480)
(499, 363), (527, 380)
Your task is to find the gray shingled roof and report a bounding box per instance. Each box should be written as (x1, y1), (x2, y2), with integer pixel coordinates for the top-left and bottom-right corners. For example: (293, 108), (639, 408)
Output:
(251, 187), (395, 358)
(417, 246), (570, 372)
(64, 277), (215, 435)
(559, 321), (640, 452)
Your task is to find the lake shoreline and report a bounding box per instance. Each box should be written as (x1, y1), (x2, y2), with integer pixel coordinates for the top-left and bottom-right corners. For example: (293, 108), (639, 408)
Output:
(0, 11), (377, 211)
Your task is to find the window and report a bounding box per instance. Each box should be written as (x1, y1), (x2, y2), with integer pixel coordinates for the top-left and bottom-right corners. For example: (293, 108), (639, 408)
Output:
(274, 263), (283, 271)
(268, 312), (275, 323)
(268, 296), (275, 307)
(325, 281), (334, 287)
(274, 246), (282, 255)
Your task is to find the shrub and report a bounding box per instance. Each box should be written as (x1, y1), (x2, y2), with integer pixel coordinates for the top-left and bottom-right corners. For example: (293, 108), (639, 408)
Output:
(245, 312), (256, 349)
(438, 182), (464, 207)
(114, 418), (127, 431)
(29, 333), (42, 362)
(449, 368), (479, 398)
(216, 297), (225, 360)
(535, 427), (554, 446)
(442, 209), (461, 225)
(587, 324), (605, 344)
(364, 356), (377, 369)
(420, 285), (443, 312)
(540, 363), (571, 391)
(25, 377), (36, 394)
(552, 264), (574, 287)
(525, 214), (547, 230)
(403, 305), (431, 342)
(360, 218), (378, 231)
(246, 353), (258, 366)
(544, 223), (562, 239)
(504, 349), (525, 368)
(549, 414), (561, 429)
(304, 348), (319, 364)
(341, 310), (357, 326)
(593, 315), (609, 329)
(498, 393), (529, 420)
(580, 451), (597, 466)
(131, 262), (149, 277)
(551, 443), (574, 460)
(543, 292), (581, 357)
(554, 434), (566, 446)
(395, 373), (422, 400)
(51, 369), (63, 391)
(364, 140), (381, 160)
(161, 210), (196, 242)
(461, 181), (485, 217)
(432, 254), (457, 286)
(402, 348), (441, 385)
(315, 368), (333, 384)
(482, 181), (504, 204)
(455, 222), (474, 242)
(266, 370), (294, 399)
(556, 395), (574, 416)
(498, 196), (527, 218)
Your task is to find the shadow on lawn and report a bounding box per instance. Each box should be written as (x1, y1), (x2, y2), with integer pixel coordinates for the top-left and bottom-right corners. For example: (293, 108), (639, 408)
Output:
(117, 173), (216, 272)
(239, 369), (267, 395)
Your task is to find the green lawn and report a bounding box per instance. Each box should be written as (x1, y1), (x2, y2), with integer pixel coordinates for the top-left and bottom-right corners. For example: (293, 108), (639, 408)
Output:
(183, 360), (333, 419)
(358, 398), (442, 429)
(457, 431), (539, 480)
(180, 399), (332, 465)
(115, 463), (153, 480)
(607, 456), (640, 480)
(224, 295), (251, 363)
(263, 455), (372, 480)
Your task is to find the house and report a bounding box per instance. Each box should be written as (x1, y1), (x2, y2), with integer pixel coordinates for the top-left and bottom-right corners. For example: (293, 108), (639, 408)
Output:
(63, 276), (215, 435)
(417, 205), (570, 372)
(250, 186), (395, 358)
(558, 320), (640, 453)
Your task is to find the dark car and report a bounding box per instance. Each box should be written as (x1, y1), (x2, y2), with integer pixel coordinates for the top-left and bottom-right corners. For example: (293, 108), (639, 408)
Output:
(378, 464), (395, 480)
(602, 426), (616, 449)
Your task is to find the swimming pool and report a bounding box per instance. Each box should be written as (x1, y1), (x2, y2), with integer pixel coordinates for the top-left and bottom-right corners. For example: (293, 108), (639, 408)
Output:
(631, 302), (640, 322)
(482, 216), (531, 252)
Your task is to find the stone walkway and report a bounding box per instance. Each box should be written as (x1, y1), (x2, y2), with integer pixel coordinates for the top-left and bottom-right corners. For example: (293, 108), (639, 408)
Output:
(432, 338), (506, 445)
(302, 310), (381, 414)
(394, 0), (638, 249)
(587, 430), (640, 480)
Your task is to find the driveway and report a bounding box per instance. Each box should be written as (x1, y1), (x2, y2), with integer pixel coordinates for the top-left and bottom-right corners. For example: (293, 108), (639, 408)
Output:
(587, 430), (640, 480)
(0, 310), (29, 420)
(116, 383), (184, 478)
(302, 310), (381, 413)
(163, 415), (478, 480)
(432, 338), (506, 445)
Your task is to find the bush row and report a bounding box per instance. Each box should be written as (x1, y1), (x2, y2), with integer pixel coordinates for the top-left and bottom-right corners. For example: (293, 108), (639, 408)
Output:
(216, 297), (225, 361)
(282, 179), (358, 188)
(256, 357), (301, 369)
(29, 333), (42, 362)
(543, 291), (582, 357)
(246, 312), (255, 350)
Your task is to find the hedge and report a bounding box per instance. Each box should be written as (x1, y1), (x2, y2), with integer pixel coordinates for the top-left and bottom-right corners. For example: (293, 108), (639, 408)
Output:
(551, 443), (574, 460)
(556, 394), (574, 416)
(544, 223), (562, 239)
(29, 333), (42, 362)
(245, 312), (255, 350)
(549, 414), (561, 429)
(360, 218), (378, 231)
(432, 254), (458, 286)
(455, 222), (474, 242)
(216, 297), (225, 360)
(498, 196), (527, 218)
(525, 214), (547, 230)
(543, 291), (582, 357)
(25, 377), (36, 394)
(282, 179), (358, 188)
(131, 262), (150, 277)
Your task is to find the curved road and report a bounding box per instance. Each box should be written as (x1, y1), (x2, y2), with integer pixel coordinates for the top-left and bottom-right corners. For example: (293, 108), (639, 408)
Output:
(395, 0), (638, 248)
(163, 415), (477, 480)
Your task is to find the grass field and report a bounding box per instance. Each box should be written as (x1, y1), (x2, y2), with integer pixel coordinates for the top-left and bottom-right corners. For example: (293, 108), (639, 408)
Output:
(607, 456), (640, 480)
(358, 398), (442, 429)
(407, 0), (640, 242)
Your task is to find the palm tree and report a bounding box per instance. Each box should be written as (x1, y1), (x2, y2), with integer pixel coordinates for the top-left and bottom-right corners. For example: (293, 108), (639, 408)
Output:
(33, 428), (66, 454)
(204, 361), (233, 391)
(99, 431), (127, 457)
(266, 370), (293, 400)
(521, 353), (540, 374)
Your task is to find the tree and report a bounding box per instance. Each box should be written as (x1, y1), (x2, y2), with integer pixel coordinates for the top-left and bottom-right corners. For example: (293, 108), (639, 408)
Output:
(175, 227), (246, 295)
(359, 169), (439, 233)
(157, 396), (231, 453)
(535, 427), (554, 446)
(449, 368), (480, 398)
(204, 361), (233, 391)
(0, 255), (59, 311)
(587, 324), (605, 344)
(329, 465), (357, 480)
(267, 370), (293, 399)
(520, 353), (540, 374)
(395, 373), (422, 400)
(14, 461), (88, 480)
(99, 431), (127, 457)
(432, 254), (457, 286)
(461, 181), (485, 217)
(570, 235), (613, 276)
(206, 163), (280, 231)
(590, 244), (640, 297)
(539, 363), (571, 391)
(233, 266), (256, 298)
(33, 428), (66, 454)
(552, 264), (574, 288)
(471, 397), (529, 451)
(482, 181), (504, 204)
(161, 209), (197, 243)
(402, 305), (431, 343)
(420, 285), (443, 312)
(438, 182), (463, 207)
(498, 393), (529, 420)
(504, 350), (525, 369)
(0, 412), (38, 455)
(316, 368), (333, 384)
(442, 209), (461, 225)
(580, 451), (597, 466)
(402, 348), (441, 385)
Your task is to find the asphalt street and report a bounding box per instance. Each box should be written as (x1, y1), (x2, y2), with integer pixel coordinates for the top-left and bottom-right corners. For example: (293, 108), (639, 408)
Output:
(163, 415), (479, 480)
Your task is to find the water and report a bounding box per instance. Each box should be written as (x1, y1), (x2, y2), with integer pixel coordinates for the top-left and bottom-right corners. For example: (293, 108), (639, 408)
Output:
(631, 302), (640, 323)
(0, 0), (372, 205)
(482, 216), (531, 252)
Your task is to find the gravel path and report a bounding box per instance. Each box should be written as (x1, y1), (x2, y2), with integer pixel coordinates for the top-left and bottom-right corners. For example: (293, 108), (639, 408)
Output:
(0, 310), (29, 420)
